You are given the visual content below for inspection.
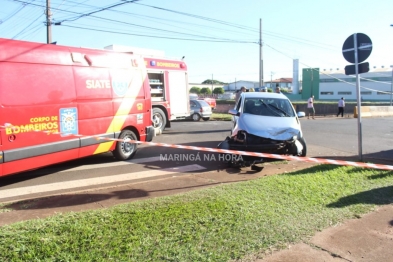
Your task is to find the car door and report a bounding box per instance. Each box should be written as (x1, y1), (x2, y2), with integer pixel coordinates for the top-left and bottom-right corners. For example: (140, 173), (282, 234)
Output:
(189, 100), (198, 116)
(231, 96), (243, 133)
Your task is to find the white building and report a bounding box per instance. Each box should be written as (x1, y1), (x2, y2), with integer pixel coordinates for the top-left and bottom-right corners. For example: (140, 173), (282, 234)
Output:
(319, 68), (393, 101)
(223, 80), (260, 91)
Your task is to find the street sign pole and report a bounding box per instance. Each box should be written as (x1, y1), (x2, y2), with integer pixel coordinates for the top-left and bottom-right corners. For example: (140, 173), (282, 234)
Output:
(354, 33), (363, 161)
(342, 32), (372, 162)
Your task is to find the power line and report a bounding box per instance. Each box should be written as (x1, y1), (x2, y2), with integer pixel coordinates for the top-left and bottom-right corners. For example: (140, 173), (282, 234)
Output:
(51, 0), (260, 38)
(62, 15), (258, 43)
(134, 2), (257, 31)
(59, 0), (140, 22)
(12, 12), (43, 39)
(264, 42), (391, 93)
(0, 1), (28, 25)
(134, 2), (339, 51)
(8, 0), (257, 43)
(7, 0), (341, 53)
(61, 24), (256, 43)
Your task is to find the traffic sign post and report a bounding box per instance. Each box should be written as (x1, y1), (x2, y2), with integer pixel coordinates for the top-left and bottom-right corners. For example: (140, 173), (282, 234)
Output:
(342, 33), (372, 162)
(344, 62), (369, 75)
(342, 33), (372, 64)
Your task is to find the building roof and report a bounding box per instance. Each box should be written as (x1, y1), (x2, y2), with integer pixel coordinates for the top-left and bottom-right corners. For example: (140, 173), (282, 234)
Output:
(271, 78), (293, 83)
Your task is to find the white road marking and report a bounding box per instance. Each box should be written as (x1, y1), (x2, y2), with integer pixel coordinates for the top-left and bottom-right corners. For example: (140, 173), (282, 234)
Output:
(0, 164), (206, 200)
(43, 156), (162, 173)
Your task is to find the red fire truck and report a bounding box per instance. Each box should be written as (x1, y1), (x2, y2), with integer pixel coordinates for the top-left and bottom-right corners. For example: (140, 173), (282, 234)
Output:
(0, 38), (155, 177)
(104, 45), (191, 134)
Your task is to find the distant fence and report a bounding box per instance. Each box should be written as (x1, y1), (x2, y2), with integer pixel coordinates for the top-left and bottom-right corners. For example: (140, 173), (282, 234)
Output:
(215, 102), (393, 118)
(198, 94), (219, 99)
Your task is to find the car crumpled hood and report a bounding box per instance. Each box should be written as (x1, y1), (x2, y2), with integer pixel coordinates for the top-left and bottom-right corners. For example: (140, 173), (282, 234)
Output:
(236, 113), (301, 141)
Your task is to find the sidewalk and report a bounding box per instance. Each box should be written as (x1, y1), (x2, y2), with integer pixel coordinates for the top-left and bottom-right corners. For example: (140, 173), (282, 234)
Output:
(260, 205), (393, 261)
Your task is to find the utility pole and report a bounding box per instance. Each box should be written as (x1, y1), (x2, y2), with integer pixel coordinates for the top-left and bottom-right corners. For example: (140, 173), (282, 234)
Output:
(46, 0), (52, 44)
(211, 74), (214, 93)
(259, 18), (264, 87)
(270, 72), (274, 88)
(310, 68), (314, 97)
(390, 65), (393, 106)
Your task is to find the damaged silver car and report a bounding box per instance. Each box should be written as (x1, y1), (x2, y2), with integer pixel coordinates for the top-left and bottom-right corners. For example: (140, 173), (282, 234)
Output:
(218, 92), (306, 169)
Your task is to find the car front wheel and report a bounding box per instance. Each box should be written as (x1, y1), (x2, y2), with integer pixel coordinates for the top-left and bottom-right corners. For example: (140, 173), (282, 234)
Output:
(298, 137), (307, 157)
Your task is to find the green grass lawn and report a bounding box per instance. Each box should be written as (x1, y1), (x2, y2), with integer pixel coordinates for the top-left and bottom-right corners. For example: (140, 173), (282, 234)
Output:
(210, 112), (232, 121)
(0, 165), (392, 261)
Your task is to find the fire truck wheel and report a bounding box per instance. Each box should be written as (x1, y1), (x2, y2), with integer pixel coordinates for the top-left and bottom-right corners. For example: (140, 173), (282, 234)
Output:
(192, 113), (201, 121)
(113, 130), (138, 161)
(153, 108), (166, 132)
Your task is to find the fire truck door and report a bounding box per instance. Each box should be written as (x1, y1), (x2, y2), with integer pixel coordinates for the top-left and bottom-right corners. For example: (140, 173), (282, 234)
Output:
(168, 71), (190, 117)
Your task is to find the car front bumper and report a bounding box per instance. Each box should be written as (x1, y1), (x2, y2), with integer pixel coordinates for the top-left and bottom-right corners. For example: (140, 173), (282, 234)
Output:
(218, 133), (303, 156)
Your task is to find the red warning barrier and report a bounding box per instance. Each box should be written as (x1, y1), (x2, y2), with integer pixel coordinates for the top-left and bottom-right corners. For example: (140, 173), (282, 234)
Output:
(2, 124), (393, 171)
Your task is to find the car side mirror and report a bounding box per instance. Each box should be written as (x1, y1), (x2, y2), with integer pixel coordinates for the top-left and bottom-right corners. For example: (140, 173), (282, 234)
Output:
(228, 109), (239, 116)
(297, 111), (305, 118)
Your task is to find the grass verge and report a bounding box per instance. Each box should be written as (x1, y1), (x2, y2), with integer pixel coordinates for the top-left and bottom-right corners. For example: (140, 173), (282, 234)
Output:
(210, 112), (232, 121)
(0, 165), (392, 261)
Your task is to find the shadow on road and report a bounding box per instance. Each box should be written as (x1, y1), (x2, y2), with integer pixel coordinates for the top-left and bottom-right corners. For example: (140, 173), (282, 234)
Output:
(2, 179), (247, 211)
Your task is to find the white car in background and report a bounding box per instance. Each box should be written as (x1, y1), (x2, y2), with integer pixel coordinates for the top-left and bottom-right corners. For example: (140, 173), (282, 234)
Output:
(218, 93), (235, 100)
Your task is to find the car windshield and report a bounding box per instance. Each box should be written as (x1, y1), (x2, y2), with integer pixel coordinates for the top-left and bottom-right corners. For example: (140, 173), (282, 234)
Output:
(197, 100), (210, 107)
(243, 97), (296, 117)
(190, 94), (198, 100)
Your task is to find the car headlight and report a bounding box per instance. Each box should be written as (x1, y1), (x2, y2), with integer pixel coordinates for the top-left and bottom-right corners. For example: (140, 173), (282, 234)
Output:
(234, 130), (246, 143)
(293, 131), (303, 141)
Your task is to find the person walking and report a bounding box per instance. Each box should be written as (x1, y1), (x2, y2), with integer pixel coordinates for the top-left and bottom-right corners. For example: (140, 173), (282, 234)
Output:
(307, 95), (315, 119)
(337, 97), (345, 117)
(275, 84), (281, 93)
(235, 86), (246, 103)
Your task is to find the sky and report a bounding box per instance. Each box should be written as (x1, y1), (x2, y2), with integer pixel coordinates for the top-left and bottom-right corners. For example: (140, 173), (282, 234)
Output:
(1, 0), (393, 84)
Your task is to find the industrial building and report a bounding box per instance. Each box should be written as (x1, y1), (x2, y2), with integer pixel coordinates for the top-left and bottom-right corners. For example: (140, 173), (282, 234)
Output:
(300, 67), (393, 102)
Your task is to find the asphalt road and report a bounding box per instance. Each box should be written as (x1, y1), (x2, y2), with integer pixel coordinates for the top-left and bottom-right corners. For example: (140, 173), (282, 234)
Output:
(0, 116), (392, 203)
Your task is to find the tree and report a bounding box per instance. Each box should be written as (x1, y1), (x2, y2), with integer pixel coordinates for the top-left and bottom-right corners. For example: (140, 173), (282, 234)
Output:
(200, 87), (212, 94)
(213, 87), (224, 94)
(189, 87), (201, 94)
(201, 79), (226, 85)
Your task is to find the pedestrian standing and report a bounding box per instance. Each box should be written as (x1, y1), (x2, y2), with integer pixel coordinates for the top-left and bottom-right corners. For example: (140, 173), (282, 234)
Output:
(337, 97), (345, 117)
(275, 84), (281, 93)
(235, 86), (246, 103)
(307, 95), (315, 119)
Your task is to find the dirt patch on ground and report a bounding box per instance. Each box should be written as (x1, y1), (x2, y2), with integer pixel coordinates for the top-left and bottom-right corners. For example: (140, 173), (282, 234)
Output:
(0, 160), (315, 226)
